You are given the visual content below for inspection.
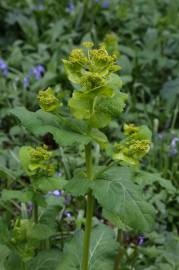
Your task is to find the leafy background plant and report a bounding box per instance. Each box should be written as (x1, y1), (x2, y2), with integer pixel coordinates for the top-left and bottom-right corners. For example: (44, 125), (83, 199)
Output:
(0, 0), (179, 269)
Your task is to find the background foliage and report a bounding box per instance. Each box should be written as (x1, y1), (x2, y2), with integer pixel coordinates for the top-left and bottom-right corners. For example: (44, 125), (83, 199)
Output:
(0, 0), (179, 269)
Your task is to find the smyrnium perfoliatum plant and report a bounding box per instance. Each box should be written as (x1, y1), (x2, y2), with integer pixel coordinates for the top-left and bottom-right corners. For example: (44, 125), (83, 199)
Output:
(11, 42), (155, 270)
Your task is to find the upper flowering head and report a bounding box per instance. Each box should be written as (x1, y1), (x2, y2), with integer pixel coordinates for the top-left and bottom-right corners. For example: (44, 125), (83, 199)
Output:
(38, 87), (61, 112)
(19, 145), (55, 176)
(113, 124), (152, 165)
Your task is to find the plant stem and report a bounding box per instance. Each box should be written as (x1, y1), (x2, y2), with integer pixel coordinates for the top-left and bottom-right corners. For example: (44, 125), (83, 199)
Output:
(81, 143), (94, 270)
(113, 230), (123, 270)
(33, 203), (38, 224)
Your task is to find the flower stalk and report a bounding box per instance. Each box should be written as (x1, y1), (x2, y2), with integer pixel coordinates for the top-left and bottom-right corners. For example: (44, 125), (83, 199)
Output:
(81, 143), (94, 270)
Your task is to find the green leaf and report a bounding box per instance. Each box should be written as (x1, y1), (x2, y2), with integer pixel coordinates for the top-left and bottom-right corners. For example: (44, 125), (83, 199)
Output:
(19, 146), (32, 174)
(103, 209), (130, 231)
(0, 244), (10, 270)
(134, 170), (176, 194)
(57, 224), (118, 270)
(92, 166), (155, 232)
(4, 252), (23, 270)
(30, 224), (54, 240)
(63, 60), (82, 84)
(27, 250), (60, 270)
(10, 107), (90, 146)
(160, 78), (179, 106)
(32, 177), (66, 193)
(1, 190), (33, 202)
(65, 172), (91, 196)
(89, 129), (108, 148)
(0, 165), (15, 180)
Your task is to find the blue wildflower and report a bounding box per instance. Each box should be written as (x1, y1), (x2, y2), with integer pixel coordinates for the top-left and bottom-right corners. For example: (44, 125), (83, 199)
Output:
(48, 190), (62, 197)
(32, 64), (45, 80)
(23, 64), (45, 87)
(23, 76), (30, 88)
(65, 211), (72, 218)
(0, 58), (8, 77)
(102, 1), (109, 8)
(137, 235), (145, 245)
(170, 137), (179, 156)
(66, 1), (75, 13)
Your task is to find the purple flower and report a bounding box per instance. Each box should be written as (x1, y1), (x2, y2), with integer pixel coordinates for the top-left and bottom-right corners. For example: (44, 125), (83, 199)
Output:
(32, 64), (45, 80)
(23, 64), (45, 87)
(137, 235), (145, 245)
(23, 76), (30, 88)
(102, 1), (109, 8)
(170, 137), (179, 156)
(0, 58), (8, 77)
(66, 1), (75, 13)
(65, 211), (72, 218)
(48, 190), (62, 197)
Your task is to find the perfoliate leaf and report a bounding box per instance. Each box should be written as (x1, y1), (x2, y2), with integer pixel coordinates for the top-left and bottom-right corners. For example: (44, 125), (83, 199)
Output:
(57, 224), (118, 270)
(63, 60), (82, 84)
(92, 166), (155, 232)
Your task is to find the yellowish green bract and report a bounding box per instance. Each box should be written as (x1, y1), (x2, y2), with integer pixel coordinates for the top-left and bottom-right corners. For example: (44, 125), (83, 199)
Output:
(63, 44), (128, 128)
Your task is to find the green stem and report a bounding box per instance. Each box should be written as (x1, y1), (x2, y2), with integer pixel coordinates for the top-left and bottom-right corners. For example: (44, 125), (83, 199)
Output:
(171, 103), (178, 129)
(113, 230), (123, 270)
(81, 143), (94, 270)
(33, 203), (38, 224)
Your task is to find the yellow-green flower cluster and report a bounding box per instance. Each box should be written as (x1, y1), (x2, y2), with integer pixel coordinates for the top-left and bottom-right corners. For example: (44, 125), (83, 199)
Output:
(38, 87), (60, 112)
(19, 145), (55, 176)
(113, 124), (152, 165)
(63, 44), (127, 128)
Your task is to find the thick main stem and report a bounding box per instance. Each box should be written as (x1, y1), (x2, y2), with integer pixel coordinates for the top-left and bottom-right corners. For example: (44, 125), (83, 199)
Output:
(81, 143), (94, 270)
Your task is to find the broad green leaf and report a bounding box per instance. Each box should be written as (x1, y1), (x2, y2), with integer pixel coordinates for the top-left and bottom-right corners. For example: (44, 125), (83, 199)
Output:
(65, 172), (91, 196)
(4, 252), (23, 270)
(92, 166), (155, 232)
(0, 244), (10, 270)
(30, 224), (54, 240)
(10, 107), (90, 146)
(103, 209), (130, 231)
(32, 177), (66, 193)
(1, 190), (33, 202)
(57, 224), (118, 270)
(27, 250), (60, 270)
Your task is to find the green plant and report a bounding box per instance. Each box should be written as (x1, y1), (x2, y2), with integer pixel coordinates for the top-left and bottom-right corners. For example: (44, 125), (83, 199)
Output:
(10, 44), (155, 270)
